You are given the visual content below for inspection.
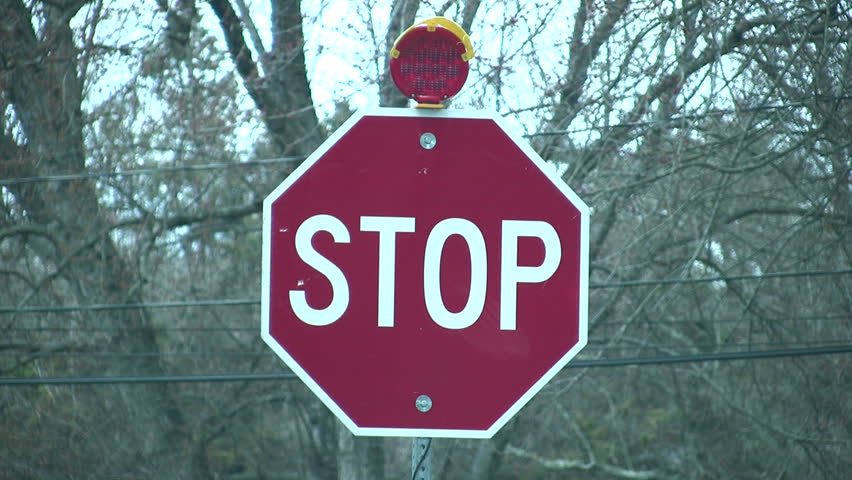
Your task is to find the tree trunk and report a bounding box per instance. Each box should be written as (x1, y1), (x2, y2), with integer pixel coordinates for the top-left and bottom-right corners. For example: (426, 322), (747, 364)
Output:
(1, 2), (195, 477)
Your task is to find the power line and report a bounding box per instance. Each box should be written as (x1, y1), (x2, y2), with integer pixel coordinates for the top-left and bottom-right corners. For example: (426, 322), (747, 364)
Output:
(594, 313), (849, 327)
(0, 351), (272, 358)
(590, 268), (852, 289)
(0, 156), (304, 187)
(4, 326), (257, 332)
(576, 344), (852, 367)
(584, 340), (852, 350)
(2, 344), (850, 386)
(2, 269), (848, 315)
(6, 340), (851, 359)
(0, 298), (258, 314)
(0, 372), (298, 385)
(3, 96), (851, 187)
(6, 312), (848, 332)
(523, 95), (852, 138)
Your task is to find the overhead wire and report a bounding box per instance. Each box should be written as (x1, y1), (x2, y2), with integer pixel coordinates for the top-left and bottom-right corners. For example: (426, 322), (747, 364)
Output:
(589, 268), (852, 289)
(2, 96), (851, 187)
(523, 95), (852, 138)
(2, 97), (849, 386)
(0, 156), (304, 187)
(594, 313), (849, 327)
(0, 298), (258, 314)
(6, 340), (851, 359)
(2, 344), (851, 386)
(5, 312), (848, 332)
(4, 326), (257, 332)
(2, 269), (848, 315)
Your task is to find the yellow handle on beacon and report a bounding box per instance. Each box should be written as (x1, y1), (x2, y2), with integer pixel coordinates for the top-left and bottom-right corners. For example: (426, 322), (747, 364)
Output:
(390, 17), (474, 62)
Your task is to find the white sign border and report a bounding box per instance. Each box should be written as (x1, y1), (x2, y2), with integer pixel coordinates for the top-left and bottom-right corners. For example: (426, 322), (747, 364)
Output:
(261, 107), (589, 439)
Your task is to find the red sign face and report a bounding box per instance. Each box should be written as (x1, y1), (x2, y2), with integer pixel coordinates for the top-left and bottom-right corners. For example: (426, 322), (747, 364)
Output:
(262, 108), (588, 438)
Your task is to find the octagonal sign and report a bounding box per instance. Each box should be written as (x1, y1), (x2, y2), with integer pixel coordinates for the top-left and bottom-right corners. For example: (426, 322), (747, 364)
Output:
(261, 108), (588, 438)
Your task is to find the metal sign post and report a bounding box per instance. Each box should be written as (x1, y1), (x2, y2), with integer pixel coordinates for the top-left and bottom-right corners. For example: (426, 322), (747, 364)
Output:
(411, 437), (432, 480)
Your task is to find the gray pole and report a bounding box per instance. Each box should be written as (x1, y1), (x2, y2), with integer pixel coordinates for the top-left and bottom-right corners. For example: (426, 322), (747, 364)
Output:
(411, 437), (432, 480)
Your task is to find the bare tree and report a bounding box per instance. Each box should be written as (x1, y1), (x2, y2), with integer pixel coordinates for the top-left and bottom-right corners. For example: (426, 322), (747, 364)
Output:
(2, 1), (849, 479)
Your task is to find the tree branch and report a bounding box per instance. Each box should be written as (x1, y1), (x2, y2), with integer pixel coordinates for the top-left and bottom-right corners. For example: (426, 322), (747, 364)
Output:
(207, 0), (321, 157)
(552, 0), (632, 129)
(160, 199), (262, 230)
(162, 0), (197, 59)
(207, 0), (262, 96)
(0, 225), (60, 250)
(379, 0), (420, 107)
(233, 0), (266, 59)
(724, 207), (847, 226)
(564, 12), (783, 185)
(506, 445), (664, 479)
(459, 0), (481, 33)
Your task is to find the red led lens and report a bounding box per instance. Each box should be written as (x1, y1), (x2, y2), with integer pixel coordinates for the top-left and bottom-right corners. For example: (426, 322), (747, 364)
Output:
(390, 25), (470, 104)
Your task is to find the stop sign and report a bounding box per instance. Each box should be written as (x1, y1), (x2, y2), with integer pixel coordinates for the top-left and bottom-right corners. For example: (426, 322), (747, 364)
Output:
(261, 108), (588, 438)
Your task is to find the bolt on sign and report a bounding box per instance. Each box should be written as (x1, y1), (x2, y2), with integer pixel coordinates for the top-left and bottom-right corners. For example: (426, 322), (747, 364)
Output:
(261, 108), (589, 438)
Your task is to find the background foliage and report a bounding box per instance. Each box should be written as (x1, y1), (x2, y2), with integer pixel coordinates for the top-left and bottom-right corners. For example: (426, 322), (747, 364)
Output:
(1, 0), (850, 478)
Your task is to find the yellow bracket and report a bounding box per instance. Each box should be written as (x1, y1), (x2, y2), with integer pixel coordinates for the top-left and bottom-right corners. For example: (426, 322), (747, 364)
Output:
(415, 102), (446, 109)
(390, 16), (475, 62)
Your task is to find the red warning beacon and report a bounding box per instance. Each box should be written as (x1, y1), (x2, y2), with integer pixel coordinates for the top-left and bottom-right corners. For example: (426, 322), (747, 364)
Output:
(389, 17), (474, 107)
